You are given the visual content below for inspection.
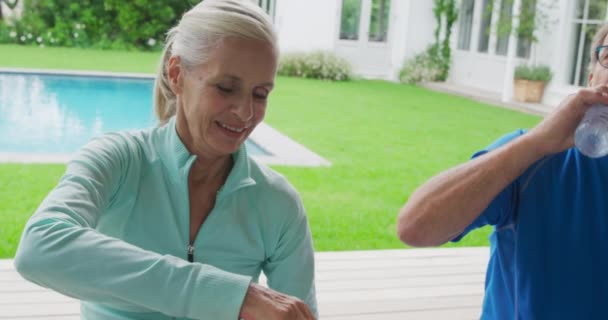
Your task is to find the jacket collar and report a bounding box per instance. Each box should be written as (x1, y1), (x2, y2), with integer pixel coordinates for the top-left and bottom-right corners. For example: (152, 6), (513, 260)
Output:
(157, 116), (256, 195)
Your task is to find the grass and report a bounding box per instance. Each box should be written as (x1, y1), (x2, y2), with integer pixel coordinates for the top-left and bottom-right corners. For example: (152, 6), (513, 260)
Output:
(0, 45), (542, 257)
(267, 78), (540, 250)
(0, 44), (160, 73)
(0, 165), (66, 258)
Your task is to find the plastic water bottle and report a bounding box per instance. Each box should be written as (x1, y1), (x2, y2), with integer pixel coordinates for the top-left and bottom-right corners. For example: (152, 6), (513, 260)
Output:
(574, 104), (608, 158)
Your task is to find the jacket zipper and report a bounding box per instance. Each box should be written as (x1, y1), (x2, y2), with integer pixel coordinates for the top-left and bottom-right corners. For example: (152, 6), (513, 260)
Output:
(187, 244), (194, 262)
(187, 190), (224, 263)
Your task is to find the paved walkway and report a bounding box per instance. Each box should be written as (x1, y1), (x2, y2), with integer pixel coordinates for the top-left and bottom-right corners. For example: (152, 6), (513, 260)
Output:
(421, 81), (554, 116)
(0, 247), (489, 319)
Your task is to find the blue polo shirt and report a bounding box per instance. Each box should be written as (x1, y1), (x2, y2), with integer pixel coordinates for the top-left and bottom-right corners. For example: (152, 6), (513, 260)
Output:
(454, 130), (608, 319)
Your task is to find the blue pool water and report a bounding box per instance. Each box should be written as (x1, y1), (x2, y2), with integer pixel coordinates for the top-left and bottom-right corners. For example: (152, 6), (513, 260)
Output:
(0, 72), (268, 155)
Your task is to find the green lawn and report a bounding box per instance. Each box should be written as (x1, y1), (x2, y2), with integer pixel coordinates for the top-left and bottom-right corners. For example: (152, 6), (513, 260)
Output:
(0, 45), (542, 258)
(0, 44), (160, 73)
(0, 165), (66, 258)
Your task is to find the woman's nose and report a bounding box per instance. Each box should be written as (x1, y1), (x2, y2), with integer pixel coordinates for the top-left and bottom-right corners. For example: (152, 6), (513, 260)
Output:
(232, 94), (253, 122)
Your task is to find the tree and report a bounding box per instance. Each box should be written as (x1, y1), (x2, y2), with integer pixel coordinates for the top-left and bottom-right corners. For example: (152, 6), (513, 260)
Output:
(0, 0), (196, 50)
(432, 0), (458, 81)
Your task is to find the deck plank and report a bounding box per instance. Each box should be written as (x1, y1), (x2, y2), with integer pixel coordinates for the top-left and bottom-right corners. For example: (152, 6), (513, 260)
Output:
(0, 247), (489, 319)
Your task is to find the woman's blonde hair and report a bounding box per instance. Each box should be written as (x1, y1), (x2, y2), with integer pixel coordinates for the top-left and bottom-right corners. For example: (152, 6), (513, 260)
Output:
(154, 0), (278, 125)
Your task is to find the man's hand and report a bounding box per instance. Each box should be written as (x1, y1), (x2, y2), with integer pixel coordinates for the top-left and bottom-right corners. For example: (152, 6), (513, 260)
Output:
(239, 282), (315, 320)
(528, 85), (608, 156)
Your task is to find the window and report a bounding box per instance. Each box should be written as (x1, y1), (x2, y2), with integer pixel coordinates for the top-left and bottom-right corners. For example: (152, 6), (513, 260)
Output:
(476, 0), (536, 56)
(588, 0), (607, 20)
(516, 0), (537, 59)
(340, 0), (362, 40)
(570, 23), (600, 87)
(495, 0), (514, 56)
(570, 0), (608, 86)
(368, 0), (390, 42)
(478, 0), (493, 52)
(516, 37), (532, 59)
(457, 0), (475, 50)
(257, 0), (275, 18)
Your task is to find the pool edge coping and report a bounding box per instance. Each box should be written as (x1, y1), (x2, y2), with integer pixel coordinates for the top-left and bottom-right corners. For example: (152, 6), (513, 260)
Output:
(0, 67), (155, 80)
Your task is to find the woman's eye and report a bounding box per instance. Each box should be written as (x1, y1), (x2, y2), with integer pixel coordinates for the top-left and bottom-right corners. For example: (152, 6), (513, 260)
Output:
(253, 89), (269, 100)
(217, 85), (233, 93)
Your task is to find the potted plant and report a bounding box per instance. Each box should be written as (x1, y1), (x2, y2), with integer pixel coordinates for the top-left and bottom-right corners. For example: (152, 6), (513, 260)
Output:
(513, 64), (553, 103)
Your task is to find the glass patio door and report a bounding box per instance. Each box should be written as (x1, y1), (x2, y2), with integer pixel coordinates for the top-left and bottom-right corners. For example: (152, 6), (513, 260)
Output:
(336, 0), (393, 78)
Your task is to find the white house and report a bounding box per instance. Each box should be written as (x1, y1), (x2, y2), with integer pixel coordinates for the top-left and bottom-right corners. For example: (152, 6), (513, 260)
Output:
(257, 0), (599, 107)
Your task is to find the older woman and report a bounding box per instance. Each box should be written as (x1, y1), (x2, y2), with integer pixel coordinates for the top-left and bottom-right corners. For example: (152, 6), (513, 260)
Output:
(14, 1), (317, 319)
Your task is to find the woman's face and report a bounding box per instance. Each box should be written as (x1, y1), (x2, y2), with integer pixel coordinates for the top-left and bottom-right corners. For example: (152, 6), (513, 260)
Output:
(170, 37), (277, 159)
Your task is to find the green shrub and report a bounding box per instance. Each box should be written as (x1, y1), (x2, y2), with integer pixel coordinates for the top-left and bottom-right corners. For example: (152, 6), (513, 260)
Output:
(278, 51), (352, 81)
(0, 0), (196, 50)
(399, 45), (446, 84)
(514, 64), (553, 83)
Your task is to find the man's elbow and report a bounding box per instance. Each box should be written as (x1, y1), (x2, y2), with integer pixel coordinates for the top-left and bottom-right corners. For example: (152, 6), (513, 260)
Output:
(397, 222), (432, 247)
(397, 210), (446, 247)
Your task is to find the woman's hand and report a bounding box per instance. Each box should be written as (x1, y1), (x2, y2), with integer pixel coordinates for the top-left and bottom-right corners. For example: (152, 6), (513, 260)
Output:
(528, 85), (608, 156)
(239, 282), (315, 320)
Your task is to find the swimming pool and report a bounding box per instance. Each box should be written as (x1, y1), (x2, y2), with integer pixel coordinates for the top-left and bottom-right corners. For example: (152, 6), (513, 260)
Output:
(0, 71), (269, 155)
(0, 69), (330, 166)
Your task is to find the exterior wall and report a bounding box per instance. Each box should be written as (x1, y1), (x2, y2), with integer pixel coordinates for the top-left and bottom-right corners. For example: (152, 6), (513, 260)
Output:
(543, 0), (580, 106)
(334, 40), (394, 79)
(274, 0), (339, 53)
(394, 0), (436, 79)
(389, 0), (411, 80)
(450, 52), (527, 92)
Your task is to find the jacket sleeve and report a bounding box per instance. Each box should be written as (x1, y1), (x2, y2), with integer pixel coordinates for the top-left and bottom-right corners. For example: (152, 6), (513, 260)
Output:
(14, 133), (251, 320)
(262, 195), (318, 318)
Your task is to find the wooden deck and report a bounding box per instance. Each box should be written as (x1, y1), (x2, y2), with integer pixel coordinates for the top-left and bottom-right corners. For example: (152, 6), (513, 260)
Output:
(0, 247), (488, 319)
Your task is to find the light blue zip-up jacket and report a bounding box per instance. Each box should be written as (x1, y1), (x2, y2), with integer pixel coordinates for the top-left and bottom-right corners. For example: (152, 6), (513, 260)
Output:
(14, 116), (318, 319)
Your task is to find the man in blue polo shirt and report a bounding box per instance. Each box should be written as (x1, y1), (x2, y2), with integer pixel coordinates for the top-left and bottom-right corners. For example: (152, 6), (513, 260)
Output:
(397, 24), (608, 319)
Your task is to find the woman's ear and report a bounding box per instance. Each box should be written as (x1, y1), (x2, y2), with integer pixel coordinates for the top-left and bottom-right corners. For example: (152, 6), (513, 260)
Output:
(167, 56), (184, 95)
